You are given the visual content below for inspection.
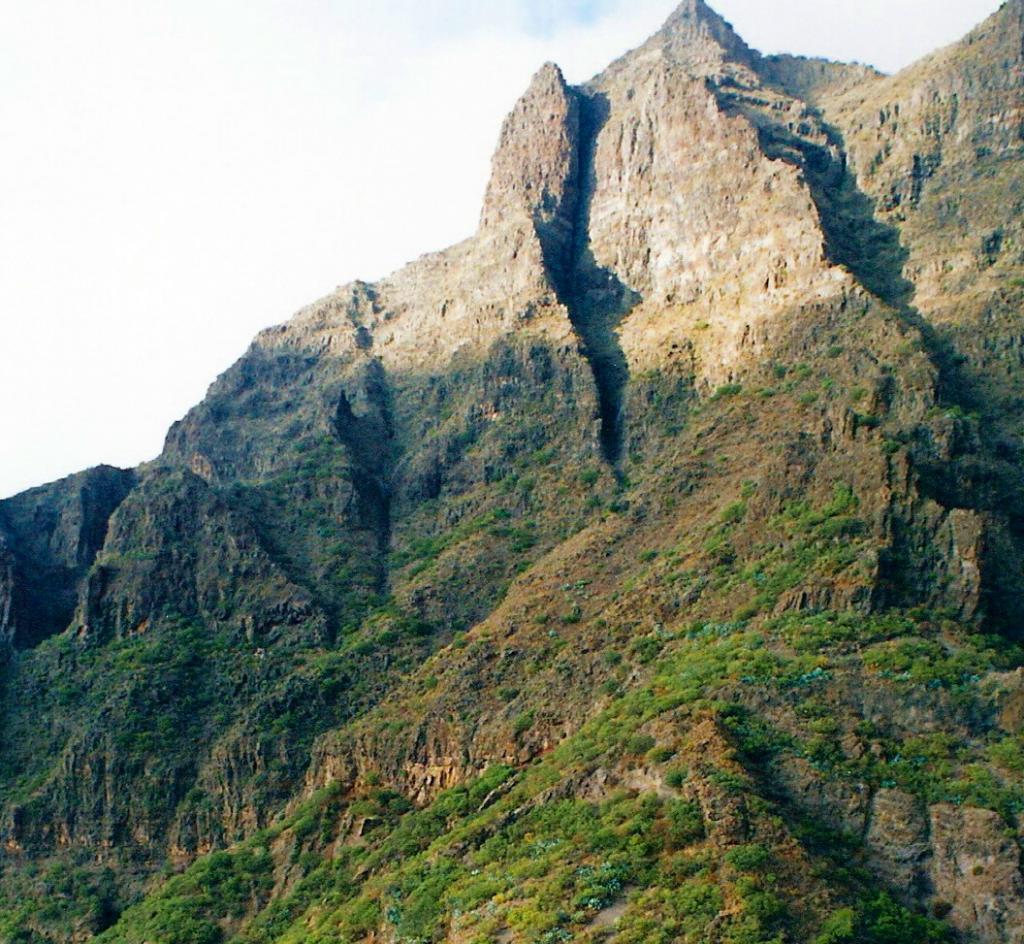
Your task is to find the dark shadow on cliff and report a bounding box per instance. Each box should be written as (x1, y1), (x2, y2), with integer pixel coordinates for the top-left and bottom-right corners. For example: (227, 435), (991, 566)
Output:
(542, 91), (640, 467)
(710, 83), (994, 404)
(711, 81), (914, 310)
(332, 360), (395, 598)
(712, 79), (1024, 635)
(712, 81), (977, 403)
(0, 467), (136, 650)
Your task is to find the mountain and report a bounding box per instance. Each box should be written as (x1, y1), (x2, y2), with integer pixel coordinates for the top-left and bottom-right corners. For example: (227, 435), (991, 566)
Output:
(2, 2), (1024, 942)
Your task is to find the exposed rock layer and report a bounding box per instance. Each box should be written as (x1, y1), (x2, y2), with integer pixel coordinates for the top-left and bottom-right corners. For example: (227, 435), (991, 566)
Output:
(2, 2), (1024, 942)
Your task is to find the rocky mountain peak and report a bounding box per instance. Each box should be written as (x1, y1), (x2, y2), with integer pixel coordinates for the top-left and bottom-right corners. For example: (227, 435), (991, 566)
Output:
(590, 0), (756, 89)
(479, 61), (580, 238)
(525, 60), (567, 93)
(653, 0), (755, 72)
(6, 4), (1024, 942)
(659, 0), (738, 39)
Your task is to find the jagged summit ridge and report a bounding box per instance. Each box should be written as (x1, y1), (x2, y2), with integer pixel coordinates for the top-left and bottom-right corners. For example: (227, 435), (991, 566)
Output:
(223, 0), (854, 448)
(656, 0), (756, 67)
(592, 0), (756, 83)
(5, 4), (1024, 942)
(660, 0), (724, 27)
(253, 0), (838, 384)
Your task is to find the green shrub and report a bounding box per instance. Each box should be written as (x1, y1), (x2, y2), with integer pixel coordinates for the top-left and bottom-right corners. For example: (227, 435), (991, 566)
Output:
(725, 844), (772, 873)
(711, 384), (744, 401)
(988, 735), (1024, 773)
(632, 637), (664, 665)
(814, 907), (856, 943)
(721, 501), (748, 524)
(339, 897), (381, 937)
(674, 881), (724, 930)
(513, 711), (535, 738)
(625, 734), (657, 756)
(292, 815), (317, 842)
(859, 892), (951, 943)
(665, 768), (688, 789)
(704, 532), (737, 567)
(665, 800), (705, 848)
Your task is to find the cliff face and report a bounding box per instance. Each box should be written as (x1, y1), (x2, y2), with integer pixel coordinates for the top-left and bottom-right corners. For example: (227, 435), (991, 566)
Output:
(3, 3), (1024, 943)
(818, 0), (1024, 416)
(0, 466), (135, 650)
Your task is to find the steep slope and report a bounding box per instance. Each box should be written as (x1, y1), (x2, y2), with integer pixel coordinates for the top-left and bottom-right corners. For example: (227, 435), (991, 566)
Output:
(0, 466), (135, 649)
(816, 0), (1024, 421)
(0, 63), (619, 942)
(2, 2), (1024, 943)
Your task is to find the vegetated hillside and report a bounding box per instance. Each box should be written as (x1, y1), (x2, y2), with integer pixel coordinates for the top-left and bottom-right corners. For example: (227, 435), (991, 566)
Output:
(1, 1), (1023, 941)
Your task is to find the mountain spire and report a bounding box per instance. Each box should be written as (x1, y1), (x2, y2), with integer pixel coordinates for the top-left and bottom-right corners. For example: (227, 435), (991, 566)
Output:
(479, 61), (580, 244)
(590, 0), (757, 84)
(660, 0), (728, 31)
(655, 0), (756, 70)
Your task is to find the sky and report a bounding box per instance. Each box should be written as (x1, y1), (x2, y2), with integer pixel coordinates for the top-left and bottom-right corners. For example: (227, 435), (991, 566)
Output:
(0, 0), (1005, 498)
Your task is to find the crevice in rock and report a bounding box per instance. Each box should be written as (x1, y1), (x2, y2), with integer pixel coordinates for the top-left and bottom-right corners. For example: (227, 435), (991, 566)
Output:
(332, 361), (395, 597)
(541, 90), (640, 467)
(0, 467), (136, 649)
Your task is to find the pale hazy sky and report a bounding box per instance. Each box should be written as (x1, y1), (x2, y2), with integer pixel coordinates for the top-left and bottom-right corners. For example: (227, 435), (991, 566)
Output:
(0, 0), (1004, 498)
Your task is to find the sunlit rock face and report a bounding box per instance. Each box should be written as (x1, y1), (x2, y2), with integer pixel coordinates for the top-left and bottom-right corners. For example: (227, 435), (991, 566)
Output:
(3, 3), (1024, 942)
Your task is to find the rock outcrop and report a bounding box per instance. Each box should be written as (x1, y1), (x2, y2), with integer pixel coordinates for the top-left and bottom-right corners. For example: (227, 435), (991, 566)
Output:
(0, 465), (135, 649)
(3, 2), (1024, 942)
(819, 0), (1024, 413)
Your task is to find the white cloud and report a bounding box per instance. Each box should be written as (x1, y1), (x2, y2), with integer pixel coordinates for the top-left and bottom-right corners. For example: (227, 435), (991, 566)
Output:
(0, 0), (1003, 497)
